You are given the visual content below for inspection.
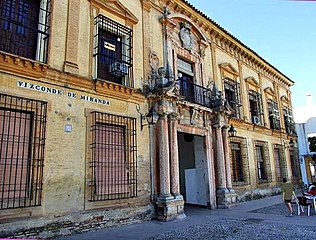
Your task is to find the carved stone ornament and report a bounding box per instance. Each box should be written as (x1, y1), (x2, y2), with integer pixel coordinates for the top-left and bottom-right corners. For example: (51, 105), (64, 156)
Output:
(179, 22), (193, 51)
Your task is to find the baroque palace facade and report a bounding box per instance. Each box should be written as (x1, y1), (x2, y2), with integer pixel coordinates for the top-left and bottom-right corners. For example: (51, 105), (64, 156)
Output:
(0, 0), (299, 237)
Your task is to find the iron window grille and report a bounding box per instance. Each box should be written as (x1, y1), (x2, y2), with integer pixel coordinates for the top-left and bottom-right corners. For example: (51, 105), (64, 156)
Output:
(224, 78), (242, 119)
(290, 147), (301, 181)
(267, 100), (280, 130)
(0, 0), (51, 63)
(283, 107), (296, 135)
(273, 144), (287, 183)
(249, 90), (263, 126)
(0, 93), (47, 210)
(93, 15), (133, 87)
(255, 141), (272, 183)
(229, 137), (250, 186)
(89, 111), (137, 201)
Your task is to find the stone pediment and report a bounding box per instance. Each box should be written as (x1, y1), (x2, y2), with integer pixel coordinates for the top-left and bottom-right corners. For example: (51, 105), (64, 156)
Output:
(166, 13), (208, 43)
(245, 76), (259, 88)
(264, 87), (275, 96)
(281, 95), (290, 104)
(219, 63), (239, 77)
(96, 0), (138, 24)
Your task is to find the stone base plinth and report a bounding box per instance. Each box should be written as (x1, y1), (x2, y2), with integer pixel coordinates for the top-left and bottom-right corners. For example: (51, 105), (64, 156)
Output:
(216, 188), (237, 209)
(155, 196), (186, 221)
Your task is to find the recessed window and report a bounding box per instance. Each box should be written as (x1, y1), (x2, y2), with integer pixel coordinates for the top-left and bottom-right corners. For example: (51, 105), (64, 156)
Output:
(0, 94), (47, 210)
(89, 111), (137, 201)
(224, 78), (242, 119)
(94, 15), (133, 87)
(283, 107), (295, 134)
(229, 137), (250, 186)
(267, 100), (280, 130)
(249, 90), (263, 125)
(0, 0), (51, 63)
(255, 141), (272, 183)
(274, 146), (287, 182)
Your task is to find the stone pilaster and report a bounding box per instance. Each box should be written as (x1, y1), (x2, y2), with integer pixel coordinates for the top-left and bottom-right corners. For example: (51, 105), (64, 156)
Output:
(64, 0), (80, 74)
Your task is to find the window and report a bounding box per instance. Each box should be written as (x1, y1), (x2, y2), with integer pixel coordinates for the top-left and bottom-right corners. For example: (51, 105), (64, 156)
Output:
(283, 107), (296, 134)
(255, 141), (272, 183)
(94, 15), (133, 87)
(229, 137), (249, 186)
(89, 111), (137, 201)
(178, 58), (195, 102)
(0, 94), (47, 210)
(0, 0), (51, 63)
(267, 100), (280, 130)
(256, 146), (266, 180)
(177, 58), (211, 107)
(224, 78), (242, 119)
(290, 148), (301, 180)
(249, 90), (263, 125)
(274, 146), (287, 182)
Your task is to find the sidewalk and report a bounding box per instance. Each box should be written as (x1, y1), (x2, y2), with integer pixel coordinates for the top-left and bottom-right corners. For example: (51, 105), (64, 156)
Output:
(58, 194), (316, 240)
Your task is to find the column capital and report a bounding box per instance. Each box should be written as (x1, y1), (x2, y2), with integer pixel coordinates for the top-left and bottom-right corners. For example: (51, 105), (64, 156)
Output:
(168, 112), (179, 121)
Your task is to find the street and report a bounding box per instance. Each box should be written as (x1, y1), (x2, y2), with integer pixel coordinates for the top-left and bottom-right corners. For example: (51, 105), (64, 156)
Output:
(58, 194), (316, 240)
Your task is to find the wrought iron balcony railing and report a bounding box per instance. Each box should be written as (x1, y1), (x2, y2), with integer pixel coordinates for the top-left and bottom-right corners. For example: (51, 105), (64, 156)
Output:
(177, 78), (211, 108)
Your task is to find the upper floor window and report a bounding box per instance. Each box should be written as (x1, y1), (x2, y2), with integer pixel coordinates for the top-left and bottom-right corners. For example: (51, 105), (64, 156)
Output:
(224, 78), (242, 119)
(283, 106), (296, 134)
(0, 0), (51, 63)
(177, 58), (211, 107)
(178, 58), (195, 102)
(249, 90), (263, 125)
(94, 15), (133, 87)
(267, 100), (280, 130)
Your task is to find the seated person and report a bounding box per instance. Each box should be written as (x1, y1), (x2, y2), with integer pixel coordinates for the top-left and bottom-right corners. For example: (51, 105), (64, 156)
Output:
(307, 186), (316, 196)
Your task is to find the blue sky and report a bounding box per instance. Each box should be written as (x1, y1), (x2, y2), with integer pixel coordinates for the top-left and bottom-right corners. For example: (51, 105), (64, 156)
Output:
(187, 0), (316, 107)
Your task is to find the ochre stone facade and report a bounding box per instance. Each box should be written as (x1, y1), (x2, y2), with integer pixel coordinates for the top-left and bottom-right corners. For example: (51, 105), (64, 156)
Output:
(0, 0), (298, 238)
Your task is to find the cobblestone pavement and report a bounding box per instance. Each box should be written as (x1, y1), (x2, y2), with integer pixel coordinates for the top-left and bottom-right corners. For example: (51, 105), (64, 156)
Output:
(59, 195), (316, 240)
(145, 202), (316, 240)
(146, 218), (316, 240)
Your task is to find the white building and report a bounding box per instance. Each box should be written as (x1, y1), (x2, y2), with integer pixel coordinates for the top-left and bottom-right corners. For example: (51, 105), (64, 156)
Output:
(294, 94), (316, 184)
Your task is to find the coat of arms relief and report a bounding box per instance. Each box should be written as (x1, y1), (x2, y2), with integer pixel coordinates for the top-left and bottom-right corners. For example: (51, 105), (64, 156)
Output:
(179, 22), (193, 51)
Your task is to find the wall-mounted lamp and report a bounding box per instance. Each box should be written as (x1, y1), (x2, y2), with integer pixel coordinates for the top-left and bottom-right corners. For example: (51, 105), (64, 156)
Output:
(136, 104), (159, 130)
(228, 124), (237, 138)
(289, 138), (295, 148)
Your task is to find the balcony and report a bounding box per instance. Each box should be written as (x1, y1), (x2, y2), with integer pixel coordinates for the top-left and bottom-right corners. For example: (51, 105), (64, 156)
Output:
(177, 78), (211, 108)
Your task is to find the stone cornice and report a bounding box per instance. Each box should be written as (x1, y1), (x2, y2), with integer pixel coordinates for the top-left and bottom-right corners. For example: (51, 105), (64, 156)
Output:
(158, 0), (294, 88)
(0, 51), (145, 103)
(0, 51), (48, 78)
